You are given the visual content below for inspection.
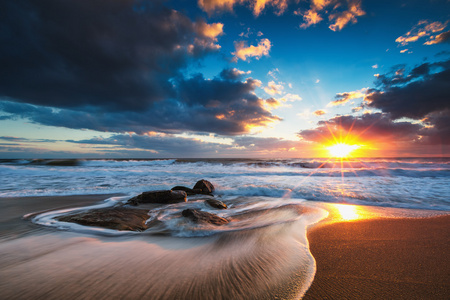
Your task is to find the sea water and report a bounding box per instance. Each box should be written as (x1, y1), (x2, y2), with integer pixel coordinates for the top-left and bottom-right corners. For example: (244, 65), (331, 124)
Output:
(1, 157), (449, 210)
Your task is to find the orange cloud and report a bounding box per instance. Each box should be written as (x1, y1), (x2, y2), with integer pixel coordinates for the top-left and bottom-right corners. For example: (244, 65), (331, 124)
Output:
(232, 38), (271, 61)
(190, 20), (224, 52)
(313, 109), (326, 116)
(396, 20), (448, 46)
(328, 0), (365, 31)
(195, 21), (224, 39)
(327, 88), (368, 106)
(299, 9), (323, 29)
(424, 30), (450, 45)
(297, 0), (364, 31)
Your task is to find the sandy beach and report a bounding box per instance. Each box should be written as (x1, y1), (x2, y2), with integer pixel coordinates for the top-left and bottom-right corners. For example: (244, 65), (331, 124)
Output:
(304, 213), (450, 299)
(0, 194), (449, 299)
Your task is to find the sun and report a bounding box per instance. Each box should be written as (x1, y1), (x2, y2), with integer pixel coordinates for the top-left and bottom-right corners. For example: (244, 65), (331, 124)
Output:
(327, 143), (360, 158)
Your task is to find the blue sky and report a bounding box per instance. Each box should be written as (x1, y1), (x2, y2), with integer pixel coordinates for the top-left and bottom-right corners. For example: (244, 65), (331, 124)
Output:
(0, 0), (449, 158)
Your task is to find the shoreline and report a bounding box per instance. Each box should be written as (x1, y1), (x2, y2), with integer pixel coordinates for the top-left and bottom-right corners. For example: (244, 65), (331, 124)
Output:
(1, 194), (449, 299)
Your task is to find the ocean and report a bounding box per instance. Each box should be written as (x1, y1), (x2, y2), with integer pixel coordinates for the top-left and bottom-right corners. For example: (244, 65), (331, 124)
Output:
(1, 157), (449, 210)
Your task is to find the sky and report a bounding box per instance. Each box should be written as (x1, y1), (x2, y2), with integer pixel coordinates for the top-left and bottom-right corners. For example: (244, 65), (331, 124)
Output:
(0, 0), (449, 158)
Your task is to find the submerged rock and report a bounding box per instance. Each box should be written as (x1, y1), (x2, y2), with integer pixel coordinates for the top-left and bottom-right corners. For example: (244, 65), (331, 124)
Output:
(205, 198), (227, 209)
(193, 179), (215, 194)
(57, 207), (150, 231)
(182, 209), (228, 226)
(127, 190), (187, 205)
(171, 186), (202, 196)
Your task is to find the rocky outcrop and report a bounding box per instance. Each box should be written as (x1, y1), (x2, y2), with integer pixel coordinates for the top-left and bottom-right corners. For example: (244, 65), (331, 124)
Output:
(171, 186), (202, 196)
(193, 179), (215, 194)
(205, 198), (227, 209)
(127, 190), (187, 205)
(57, 207), (150, 231)
(182, 209), (229, 225)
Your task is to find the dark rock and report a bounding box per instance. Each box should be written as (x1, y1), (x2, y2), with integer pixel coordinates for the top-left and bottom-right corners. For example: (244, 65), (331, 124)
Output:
(127, 190), (187, 205)
(171, 186), (202, 196)
(205, 199), (227, 209)
(193, 179), (215, 194)
(57, 207), (150, 231)
(182, 209), (228, 226)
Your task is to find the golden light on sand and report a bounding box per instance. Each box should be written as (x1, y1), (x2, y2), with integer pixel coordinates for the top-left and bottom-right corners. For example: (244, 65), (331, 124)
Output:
(327, 143), (360, 158)
(334, 204), (360, 221)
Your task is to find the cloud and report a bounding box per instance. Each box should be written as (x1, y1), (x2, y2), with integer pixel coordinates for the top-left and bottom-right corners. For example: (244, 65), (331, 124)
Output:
(298, 113), (423, 145)
(419, 110), (450, 145)
(313, 110), (326, 116)
(198, 0), (288, 16)
(0, 2), (283, 137)
(279, 93), (302, 102)
(299, 9), (323, 29)
(62, 133), (308, 158)
(219, 68), (252, 80)
(0, 69), (281, 136)
(424, 30), (450, 45)
(0, 0), (223, 112)
(328, 0), (366, 31)
(68, 133), (227, 156)
(366, 60), (450, 119)
(327, 88), (368, 106)
(396, 20), (448, 46)
(357, 59), (450, 147)
(297, 0), (365, 31)
(232, 38), (272, 62)
(264, 80), (284, 95)
(268, 68), (280, 79)
(264, 93), (301, 109)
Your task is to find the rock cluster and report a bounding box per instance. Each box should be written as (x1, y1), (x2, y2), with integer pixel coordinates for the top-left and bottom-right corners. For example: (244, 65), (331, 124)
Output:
(127, 190), (187, 205)
(182, 209), (229, 225)
(57, 207), (150, 231)
(58, 179), (229, 231)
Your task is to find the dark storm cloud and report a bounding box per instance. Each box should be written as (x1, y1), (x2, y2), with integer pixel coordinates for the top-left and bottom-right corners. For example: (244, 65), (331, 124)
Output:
(366, 60), (450, 119)
(0, 0), (221, 112)
(419, 110), (450, 145)
(0, 1), (281, 136)
(0, 70), (279, 135)
(298, 113), (422, 143)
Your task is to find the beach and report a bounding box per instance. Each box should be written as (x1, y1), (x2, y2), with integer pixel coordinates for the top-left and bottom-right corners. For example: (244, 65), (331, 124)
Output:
(304, 212), (450, 299)
(1, 194), (449, 299)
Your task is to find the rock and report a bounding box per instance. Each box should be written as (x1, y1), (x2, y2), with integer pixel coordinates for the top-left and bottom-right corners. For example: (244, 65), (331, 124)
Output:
(193, 179), (215, 194)
(205, 199), (227, 209)
(182, 209), (228, 225)
(127, 190), (187, 205)
(57, 207), (150, 231)
(171, 186), (202, 196)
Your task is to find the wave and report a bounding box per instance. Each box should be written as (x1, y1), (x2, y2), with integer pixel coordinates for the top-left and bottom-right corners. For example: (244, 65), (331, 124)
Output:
(2, 157), (449, 211)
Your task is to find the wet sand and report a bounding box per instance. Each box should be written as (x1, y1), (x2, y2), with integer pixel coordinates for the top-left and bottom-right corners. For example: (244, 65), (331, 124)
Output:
(0, 194), (123, 240)
(303, 214), (450, 299)
(0, 194), (317, 299)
